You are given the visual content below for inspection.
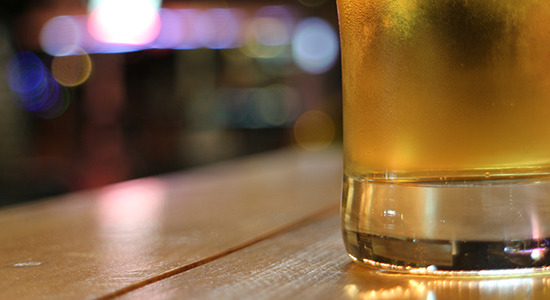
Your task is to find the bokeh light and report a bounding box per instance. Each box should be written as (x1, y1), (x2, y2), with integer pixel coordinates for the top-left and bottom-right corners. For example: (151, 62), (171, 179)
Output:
(51, 48), (92, 86)
(11, 71), (59, 112)
(6, 51), (46, 94)
(226, 85), (301, 129)
(40, 14), (147, 55)
(252, 85), (301, 127)
(5, 51), (70, 119)
(197, 9), (242, 49)
(241, 6), (294, 59)
(292, 17), (339, 74)
(252, 6), (294, 46)
(294, 110), (335, 151)
(174, 9), (203, 49)
(88, 0), (161, 45)
(250, 85), (300, 127)
(150, 8), (183, 49)
(40, 16), (82, 56)
(39, 5), (339, 63)
(242, 39), (287, 59)
(252, 17), (288, 46)
(33, 86), (71, 119)
(243, 18), (288, 59)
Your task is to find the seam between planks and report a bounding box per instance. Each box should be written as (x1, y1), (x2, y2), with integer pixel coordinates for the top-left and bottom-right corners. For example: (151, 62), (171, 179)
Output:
(94, 202), (340, 300)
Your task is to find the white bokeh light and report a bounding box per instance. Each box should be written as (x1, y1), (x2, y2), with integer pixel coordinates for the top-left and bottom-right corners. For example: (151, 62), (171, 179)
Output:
(88, 0), (161, 45)
(40, 16), (82, 56)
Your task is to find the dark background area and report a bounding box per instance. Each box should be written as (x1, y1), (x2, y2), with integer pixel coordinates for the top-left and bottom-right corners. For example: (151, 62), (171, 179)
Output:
(0, 0), (342, 206)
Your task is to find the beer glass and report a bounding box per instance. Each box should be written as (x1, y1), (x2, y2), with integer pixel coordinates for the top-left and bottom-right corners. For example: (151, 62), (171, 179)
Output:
(338, 0), (550, 275)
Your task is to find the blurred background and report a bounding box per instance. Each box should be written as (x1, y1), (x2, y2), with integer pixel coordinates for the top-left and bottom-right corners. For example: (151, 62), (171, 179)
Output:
(0, 0), (342, 206)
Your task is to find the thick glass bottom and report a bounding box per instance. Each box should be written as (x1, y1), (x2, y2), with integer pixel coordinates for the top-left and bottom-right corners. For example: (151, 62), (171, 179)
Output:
(343, 231), (550, 276)
(342, 174), (550, 276)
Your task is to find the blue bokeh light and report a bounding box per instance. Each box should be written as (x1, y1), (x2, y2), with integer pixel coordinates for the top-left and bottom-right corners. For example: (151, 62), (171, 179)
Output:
(5, 51), (69, 118)
(292, 17), (339, 74)
(34, 86), (71, 119)
(6, 51), (47, 93)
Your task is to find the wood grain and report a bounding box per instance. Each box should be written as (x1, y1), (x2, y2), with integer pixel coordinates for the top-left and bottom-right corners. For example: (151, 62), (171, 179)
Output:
(115, 211), (550, 300)
(0, 147), (342, 300)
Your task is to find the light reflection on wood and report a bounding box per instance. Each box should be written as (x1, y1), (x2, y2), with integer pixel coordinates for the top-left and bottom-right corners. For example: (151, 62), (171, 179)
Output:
(0, 147), (342, 300)
(346, 261), (550, 300)
(116, 211), (550, 300)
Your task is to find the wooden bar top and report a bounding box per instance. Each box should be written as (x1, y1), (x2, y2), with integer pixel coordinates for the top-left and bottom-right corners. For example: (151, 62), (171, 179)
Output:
(2, 146), (550, 300)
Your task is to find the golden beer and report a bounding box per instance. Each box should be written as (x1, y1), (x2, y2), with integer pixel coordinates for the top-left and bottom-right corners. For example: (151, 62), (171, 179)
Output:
(339, 0), (550, 273)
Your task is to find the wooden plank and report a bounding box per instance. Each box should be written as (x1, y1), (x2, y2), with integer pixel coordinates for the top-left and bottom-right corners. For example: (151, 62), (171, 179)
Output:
(0, 147), (342, 300)
(115, 210), (550, 300)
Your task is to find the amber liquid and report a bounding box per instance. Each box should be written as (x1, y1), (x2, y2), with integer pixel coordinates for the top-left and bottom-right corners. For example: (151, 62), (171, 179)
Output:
(339, 0), (550, 181)
(338, 0), (550, 273)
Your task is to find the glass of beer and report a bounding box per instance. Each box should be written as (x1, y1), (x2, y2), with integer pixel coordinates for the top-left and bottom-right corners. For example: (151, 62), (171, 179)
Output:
(338, 0), (550, 275)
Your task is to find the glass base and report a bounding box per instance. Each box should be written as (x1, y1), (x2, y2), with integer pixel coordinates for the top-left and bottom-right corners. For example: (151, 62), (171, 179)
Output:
(342, 174), (550, 276)
(344, 231), (550, 276)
